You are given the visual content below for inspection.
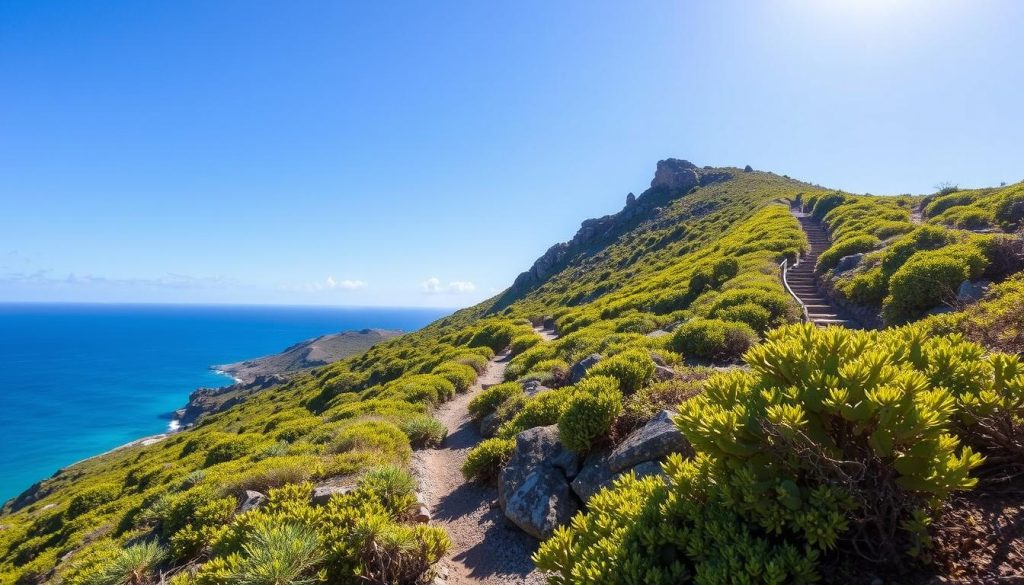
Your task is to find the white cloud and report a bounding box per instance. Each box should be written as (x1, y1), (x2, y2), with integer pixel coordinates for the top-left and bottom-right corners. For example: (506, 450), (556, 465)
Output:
(282, 276), (367, 293)
(421, 277), (476, 295)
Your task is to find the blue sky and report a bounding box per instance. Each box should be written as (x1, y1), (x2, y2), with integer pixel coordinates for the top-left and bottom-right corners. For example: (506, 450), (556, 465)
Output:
(1, 0), (1021, 308)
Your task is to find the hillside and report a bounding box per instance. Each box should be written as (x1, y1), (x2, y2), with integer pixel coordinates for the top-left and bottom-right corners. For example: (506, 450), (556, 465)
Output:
(3, 160), (1023, 585)
(173, 329), (404, 427)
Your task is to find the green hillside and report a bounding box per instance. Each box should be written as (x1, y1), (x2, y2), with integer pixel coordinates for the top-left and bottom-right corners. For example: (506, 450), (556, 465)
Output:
(3, 160), (1023, 585)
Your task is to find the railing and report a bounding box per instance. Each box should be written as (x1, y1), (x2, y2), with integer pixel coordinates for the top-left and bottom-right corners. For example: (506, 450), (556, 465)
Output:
(780, 257), (811, 323)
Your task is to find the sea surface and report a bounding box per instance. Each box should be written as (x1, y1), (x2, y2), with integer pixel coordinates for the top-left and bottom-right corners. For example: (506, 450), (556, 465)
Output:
(0, 303), (448, 504)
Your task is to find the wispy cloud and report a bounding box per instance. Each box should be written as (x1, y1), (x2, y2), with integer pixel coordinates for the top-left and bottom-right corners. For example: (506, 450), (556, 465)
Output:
(0, 270), (239, 290)
(281, 276), (368, 293)
(421, 277), (476, 295)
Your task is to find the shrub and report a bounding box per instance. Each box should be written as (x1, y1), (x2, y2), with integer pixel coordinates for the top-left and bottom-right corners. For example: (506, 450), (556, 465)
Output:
(358, 466), (418, 518)
(375, 374), (456, 405)
(558, 377), (623, 453)
(498, 389), (574, 438)
(704, 288), (793, 323)
(510, 333), (542, 355)
(711, 301), (773, 333)
(883, 247), (985, 323)
(430, 362), (477, 393)
(811, 191), (846, 219)
(585, 349), (655, 393)
(67, 483), (121, 519)
(537, 325), (986, 583)
(670, 318), (757, 362)
(205, 522), (324, 585)
(81, 541), (168, 585)
(467, 382), (524, 420)
(462, 438), (515, 482)
(816, 234), (880, 273)
(398, 415), (448, 448)
(330, 420), (411, 463)
(204, 434), (265, 467)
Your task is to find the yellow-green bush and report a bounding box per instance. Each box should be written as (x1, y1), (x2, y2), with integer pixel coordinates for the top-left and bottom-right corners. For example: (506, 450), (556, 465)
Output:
(461, 438), (515, 482)
(430, 362), (477, 393)
(467, 382), (523, 420)
(670, 318), (757, 362)
(585, 348), (655, 393)
(558, 376), (623, 453)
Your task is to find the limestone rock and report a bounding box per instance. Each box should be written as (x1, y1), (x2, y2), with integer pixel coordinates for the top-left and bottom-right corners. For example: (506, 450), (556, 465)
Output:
(607, 410), (692, 473)
(569, 354), (602, 384)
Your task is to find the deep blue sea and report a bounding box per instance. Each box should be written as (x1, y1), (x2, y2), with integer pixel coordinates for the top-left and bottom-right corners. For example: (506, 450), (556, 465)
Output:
(0, 303), (448, 504)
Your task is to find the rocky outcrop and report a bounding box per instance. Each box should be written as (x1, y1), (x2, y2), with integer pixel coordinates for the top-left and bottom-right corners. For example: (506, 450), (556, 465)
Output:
(507, 160), (733, 295)
(498, 426), (580, 539)
(311, 484), (354, 506)
(570, 451), (669, 504)
(607, 410), (692, 472)
(569, 354), (602, 384)
(834, 253), (865, 275)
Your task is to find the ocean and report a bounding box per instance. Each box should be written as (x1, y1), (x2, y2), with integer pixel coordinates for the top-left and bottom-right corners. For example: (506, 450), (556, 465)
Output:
(0, 303), (449, 504)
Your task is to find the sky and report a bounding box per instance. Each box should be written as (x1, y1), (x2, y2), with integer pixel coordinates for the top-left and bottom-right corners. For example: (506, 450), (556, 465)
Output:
(1, 0), (1022, 308)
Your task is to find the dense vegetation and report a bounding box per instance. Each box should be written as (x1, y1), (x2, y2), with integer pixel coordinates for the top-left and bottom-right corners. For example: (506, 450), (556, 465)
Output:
(3, 164), (1022, 585)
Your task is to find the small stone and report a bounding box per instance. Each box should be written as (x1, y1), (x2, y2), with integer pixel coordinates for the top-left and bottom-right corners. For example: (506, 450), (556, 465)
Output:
(654, 365), (676, 381)
(569, 354), (602, 384)
(238, 490), (267, 513)
(311, 485), (353, 506)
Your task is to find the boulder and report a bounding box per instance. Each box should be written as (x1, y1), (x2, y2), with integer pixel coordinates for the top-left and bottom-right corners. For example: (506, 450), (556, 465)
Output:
(626, 192), (637, 206)
(744, 165), (754, 172)
(499, 426), (580, 538)
(569, 354), (602, 384)
(239, 490), (267, 513)
(646, 329), (671, 339)
(833, 253), (864, 275)
(311, 484), (354, 506)
(957, 280), (991, 303)
(570, 451), (616, 503)
(499, 426), (579, 507)
(654, 365), (676, 381)
(503, 466), (579, 539)
(522, 380), (549, 397)
(480, 412), (502, 437)
(607, 410), (692, 473)
(631, 460), (667, 480)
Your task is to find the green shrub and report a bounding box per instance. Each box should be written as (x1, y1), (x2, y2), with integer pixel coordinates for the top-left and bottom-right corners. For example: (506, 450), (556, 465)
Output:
(510, 333), (542, 355)
(816, 234), (880, 273)
(204, 434), (264, 467)
(358, 466), (418, 518)
(498, 389), (574, 438)
(670, 318), (757, 362)
(537, 324), (986, 583)
(430, 362), (477, 393)
(203, 522), (324, 585)
(558, 377), (622, 453)
(467, 382), (524, 420)
(811, 191), (846, 219)
(330, 420), (411, 463)
(711, 301), (773, 333)
(79, 541), (168, 585)
(399, 415), (448, 448)
(585, 349), (655, 393)
(67, 483), (121, 519)
(374, 374), (456, 405)
(462, 438), (515, 482)
(883, 245), (986, 323)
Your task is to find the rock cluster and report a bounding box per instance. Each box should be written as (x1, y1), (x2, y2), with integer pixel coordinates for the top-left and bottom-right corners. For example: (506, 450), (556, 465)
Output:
(508, 159), (732, 294)
(497, 410), (692, 539)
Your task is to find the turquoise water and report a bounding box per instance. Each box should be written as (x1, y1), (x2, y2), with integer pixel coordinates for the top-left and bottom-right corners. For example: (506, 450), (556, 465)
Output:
(0, 303), (448, 504)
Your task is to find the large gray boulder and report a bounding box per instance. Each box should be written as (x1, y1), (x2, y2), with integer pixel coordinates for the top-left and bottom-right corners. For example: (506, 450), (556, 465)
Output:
(569, 354), (602, 384)
(498, 426), (580, 539)
(499, 426), (578, 508)
(607, 410), (692, 473)
(503, 467), (578, 539)
(651, 159), (699, 191)
(311, 484), (354, 506)
(572, 453), (669, 503)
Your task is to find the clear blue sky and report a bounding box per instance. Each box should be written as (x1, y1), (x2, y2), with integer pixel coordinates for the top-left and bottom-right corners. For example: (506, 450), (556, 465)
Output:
(2, 0), (1021, 307)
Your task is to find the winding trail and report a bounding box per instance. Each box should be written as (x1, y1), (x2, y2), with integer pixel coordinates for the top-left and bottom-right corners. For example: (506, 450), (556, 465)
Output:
(413, 327), (557, 585)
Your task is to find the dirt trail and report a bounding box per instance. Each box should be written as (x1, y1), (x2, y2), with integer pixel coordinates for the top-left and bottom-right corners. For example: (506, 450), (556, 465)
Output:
(413, 327), (558, 585)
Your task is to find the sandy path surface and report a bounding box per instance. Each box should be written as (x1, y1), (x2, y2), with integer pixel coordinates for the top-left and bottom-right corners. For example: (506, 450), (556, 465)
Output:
(413, 328), (557, 585)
